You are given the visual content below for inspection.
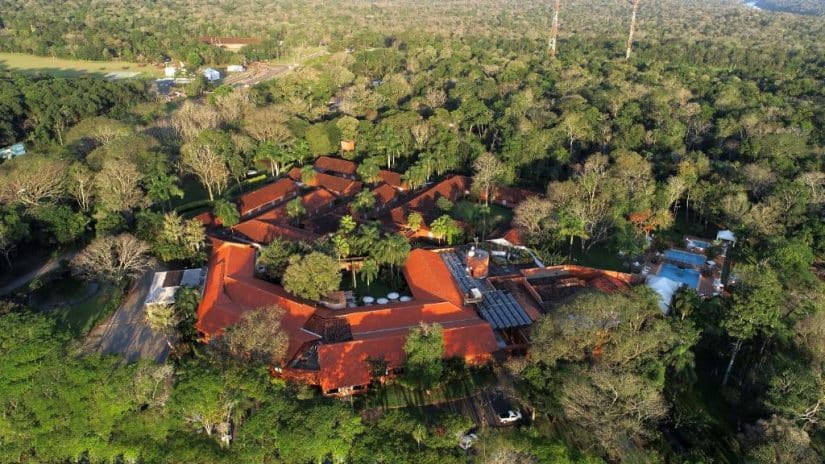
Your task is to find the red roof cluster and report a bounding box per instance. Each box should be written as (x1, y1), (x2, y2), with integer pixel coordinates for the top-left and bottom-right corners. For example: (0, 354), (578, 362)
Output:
(390, 175), (470, 225)
(196, 242), (498, 395)
(314, 156), (357, 177)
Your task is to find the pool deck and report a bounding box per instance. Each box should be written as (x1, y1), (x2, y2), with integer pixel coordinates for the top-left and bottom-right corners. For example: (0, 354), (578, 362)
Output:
(638, 250), (725, 298)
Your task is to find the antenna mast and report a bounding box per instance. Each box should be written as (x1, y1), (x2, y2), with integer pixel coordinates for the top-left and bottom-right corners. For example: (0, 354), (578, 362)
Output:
(625, 0), (640, 60)
(548, 0), (561, 58)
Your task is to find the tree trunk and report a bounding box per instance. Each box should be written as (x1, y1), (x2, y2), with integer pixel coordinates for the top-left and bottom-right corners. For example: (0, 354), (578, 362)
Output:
(626, 0), (641, 60)
(206, 184), (214, 202)
(548, 0), (561, 58)
(722, 339), (742, 387)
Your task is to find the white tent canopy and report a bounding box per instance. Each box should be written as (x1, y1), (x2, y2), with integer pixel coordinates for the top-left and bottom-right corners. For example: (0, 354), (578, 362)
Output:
(646, 275), (682, 314)
(716, 229), (736, 243)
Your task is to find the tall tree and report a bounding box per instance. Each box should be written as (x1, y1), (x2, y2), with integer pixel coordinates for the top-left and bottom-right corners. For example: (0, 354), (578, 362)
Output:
(403, 323), (445, 391)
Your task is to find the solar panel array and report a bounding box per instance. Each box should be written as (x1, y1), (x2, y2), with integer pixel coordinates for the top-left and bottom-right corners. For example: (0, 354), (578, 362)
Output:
(441, 252), (532, 329)
(478, 291), (532, 329)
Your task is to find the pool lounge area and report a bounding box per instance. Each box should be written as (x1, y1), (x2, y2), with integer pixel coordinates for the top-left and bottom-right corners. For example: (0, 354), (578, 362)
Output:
(657, 263), (701, 289)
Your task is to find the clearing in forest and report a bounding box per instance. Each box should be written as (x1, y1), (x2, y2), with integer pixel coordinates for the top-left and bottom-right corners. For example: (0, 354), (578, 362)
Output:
(0, 52), (163, 79)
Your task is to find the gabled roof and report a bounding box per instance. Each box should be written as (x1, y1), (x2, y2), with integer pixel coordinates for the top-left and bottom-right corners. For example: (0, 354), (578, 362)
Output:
(287, 167), (302, 182)
(378, 170), (405, 190)
(233, 219), (319, 244)
(196, 239), (319, 357)
(302, 188), (336, 211)
(314, 156), (357, 176)
(314, 172), (362, 197)
(403, 248), (467, 307)
(371, 183), (397, 207)
(238, 178), (298, 216)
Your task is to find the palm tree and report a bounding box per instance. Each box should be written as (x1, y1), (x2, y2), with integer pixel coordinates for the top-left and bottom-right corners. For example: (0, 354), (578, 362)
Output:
(361, 259), (380, 289)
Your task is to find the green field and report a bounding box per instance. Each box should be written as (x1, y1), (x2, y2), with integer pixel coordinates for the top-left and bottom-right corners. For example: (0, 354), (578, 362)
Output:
(0, 52), (162, 78)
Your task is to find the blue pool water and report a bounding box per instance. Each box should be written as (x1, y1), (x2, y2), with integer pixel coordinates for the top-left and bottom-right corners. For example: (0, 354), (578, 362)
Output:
(658, 263), (701, 289)
(665, 249), (706, 267)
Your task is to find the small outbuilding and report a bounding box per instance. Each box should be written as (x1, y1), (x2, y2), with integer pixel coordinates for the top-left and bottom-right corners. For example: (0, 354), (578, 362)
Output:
(227, 64), (245, 73)
(716, 230), (736, 244)
(203, 68), (221, 82)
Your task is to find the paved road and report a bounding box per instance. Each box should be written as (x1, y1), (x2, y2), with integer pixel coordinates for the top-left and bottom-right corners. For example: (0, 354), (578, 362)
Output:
(84, 269), (170, 363)
(0, 250), (76, 295)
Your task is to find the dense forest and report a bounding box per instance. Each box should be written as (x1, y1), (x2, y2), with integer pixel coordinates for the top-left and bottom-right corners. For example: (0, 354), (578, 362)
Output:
(0, 0), (824, 462)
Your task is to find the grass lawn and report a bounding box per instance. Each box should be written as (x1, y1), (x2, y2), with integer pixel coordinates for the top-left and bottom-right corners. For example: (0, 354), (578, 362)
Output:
(569, 243), (627, 272)
(0, 52), (163, 78)
(451, 200), (514, 229)
(27, 273), (123, 335)
(52, 283), (122, 336)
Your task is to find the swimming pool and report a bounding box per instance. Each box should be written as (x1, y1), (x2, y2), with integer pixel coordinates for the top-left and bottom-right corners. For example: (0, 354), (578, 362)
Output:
(665, 249), (706, 267)
(658, 263), (701, 289)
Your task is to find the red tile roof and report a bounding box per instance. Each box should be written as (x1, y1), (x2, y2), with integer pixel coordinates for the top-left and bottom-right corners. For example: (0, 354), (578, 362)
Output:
(287, 167), (302, 182)
(196, 239), (319, 358)
(390, 175), (470, 224)
(302, 188), (336, 212)
(197, 240), (498, 394)
(403, 248), (467, 307)
(371, 183), (397, 207)
(316, 321), (497, 391)
(233, 219), (320, 244)
(378, 170), (405, 190)
(238, 178), (298, 216)
(314, 172), (362, 197)
(314, 156), (357, 176)
(502, 228), (526, 246)
(194, 211), (221, 227)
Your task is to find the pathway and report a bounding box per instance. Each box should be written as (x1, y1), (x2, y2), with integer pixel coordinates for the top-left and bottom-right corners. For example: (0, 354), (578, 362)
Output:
(83, 267), (170, 363)
(0, 250), (76, 295)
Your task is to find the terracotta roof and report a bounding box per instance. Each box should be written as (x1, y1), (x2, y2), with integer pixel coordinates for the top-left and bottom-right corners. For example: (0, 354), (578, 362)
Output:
(390, 175), (470, 224)
(238, 178), (298, 216)
(378, 170), (405, 190)
(314, 173), (362, 197)
(233, 219), (319, 244)
(316, 320), (497, 391)
(194, 211), (221, 227)
(403, 248), (467, 307)
(302, 188), (336, 212)
(502, 228), (525, 246)
(371, 183), (397, 207)
(287, 167), (302, 182)
(197, 240), (498, 393)
(314, 156), (357, 176)
(196, 239), (319, 358)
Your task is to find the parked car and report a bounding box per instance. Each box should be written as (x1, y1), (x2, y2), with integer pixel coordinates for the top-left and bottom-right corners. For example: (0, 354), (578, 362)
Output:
(498, 409), (522, 424)
(488, 390), (522, 425)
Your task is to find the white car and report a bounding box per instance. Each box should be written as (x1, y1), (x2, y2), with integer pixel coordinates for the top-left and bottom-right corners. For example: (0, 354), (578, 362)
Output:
(498, 409), (522, 424)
